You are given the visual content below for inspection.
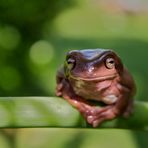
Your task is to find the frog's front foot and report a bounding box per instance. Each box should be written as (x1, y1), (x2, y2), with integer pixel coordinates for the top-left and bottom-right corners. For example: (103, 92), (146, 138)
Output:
(81, 106), (117, 127)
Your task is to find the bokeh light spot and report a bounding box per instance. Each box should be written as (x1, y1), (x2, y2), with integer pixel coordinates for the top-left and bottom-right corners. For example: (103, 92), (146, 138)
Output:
(30, 40), (54, 65)
(0, 25), (21, 50)
(0, 67), (21, 91)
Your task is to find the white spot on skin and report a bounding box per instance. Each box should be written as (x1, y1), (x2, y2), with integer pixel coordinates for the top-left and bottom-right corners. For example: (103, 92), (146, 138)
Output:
(88, 66), (94, 73)
(102, 95), (118, 104)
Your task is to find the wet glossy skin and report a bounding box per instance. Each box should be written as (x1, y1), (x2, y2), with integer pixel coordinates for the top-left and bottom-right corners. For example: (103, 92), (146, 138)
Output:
(56, 49), (136, 127)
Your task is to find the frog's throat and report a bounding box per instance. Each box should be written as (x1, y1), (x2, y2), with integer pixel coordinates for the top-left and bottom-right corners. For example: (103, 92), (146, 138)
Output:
(69, 74), (117, 82)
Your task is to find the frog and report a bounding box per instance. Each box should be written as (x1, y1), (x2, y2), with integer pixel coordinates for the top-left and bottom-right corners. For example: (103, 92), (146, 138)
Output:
(56, 49), (136, 127)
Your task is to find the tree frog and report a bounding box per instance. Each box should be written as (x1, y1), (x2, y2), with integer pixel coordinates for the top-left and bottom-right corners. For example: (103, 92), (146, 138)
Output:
(56, 49), (136, 127)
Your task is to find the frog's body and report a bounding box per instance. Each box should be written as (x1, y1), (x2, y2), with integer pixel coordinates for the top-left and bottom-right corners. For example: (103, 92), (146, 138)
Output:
(56, 49), (136, 127)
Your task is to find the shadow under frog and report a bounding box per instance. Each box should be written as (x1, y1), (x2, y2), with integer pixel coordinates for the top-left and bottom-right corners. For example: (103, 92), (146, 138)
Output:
(56, 49), (136, 127)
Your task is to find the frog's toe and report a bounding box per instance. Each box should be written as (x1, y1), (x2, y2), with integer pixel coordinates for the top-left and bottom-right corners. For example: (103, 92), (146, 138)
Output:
(87, 116), (95, 124)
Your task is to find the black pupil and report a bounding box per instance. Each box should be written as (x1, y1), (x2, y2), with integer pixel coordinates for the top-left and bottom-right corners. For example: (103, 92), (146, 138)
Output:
(67, 58), (75, 64)
(68, 61), (72, 64)
(109, 60), (114, 64)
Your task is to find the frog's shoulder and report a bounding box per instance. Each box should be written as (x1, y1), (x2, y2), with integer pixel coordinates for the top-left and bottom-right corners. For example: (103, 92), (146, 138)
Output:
(56, 65), (65, 78)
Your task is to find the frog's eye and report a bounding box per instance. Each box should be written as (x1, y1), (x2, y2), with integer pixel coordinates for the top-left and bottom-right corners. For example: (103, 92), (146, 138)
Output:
(67, 58), (76, 70)
(105, 57), (115, 69)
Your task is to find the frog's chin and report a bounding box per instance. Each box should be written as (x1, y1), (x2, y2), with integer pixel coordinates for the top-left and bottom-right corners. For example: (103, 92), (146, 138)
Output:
(70, 73), (117, 82)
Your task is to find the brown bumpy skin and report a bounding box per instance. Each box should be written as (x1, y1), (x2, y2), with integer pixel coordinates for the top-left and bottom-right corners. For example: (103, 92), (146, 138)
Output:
(56, 49), (136, 127)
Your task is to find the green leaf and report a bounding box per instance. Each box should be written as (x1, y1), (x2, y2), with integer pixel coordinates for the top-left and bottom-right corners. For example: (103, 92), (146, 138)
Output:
(0, 97), (147, 129)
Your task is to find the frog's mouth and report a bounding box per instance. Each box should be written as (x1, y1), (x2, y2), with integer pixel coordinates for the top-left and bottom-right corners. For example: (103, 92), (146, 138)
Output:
(70, 73), (117, 82)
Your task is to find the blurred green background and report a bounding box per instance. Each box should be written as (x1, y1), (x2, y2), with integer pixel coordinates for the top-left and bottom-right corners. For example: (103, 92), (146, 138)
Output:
(0, 0), (148, 101)
(0, 0), (148, 147)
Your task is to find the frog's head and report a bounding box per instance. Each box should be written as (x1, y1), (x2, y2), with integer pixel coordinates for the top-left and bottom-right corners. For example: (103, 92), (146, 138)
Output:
(64, 49), (123, 81)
